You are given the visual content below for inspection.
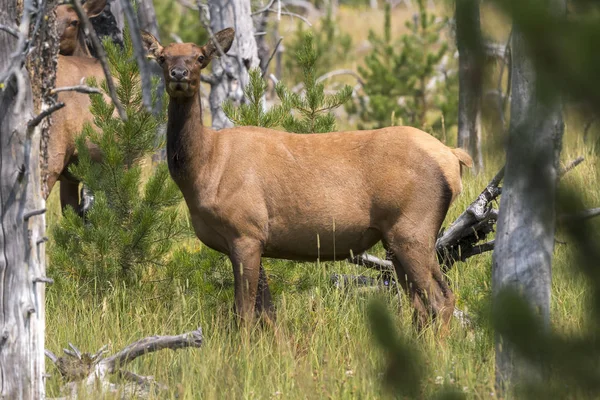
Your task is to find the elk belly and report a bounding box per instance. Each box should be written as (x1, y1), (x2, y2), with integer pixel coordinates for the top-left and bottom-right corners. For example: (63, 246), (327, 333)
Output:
(263, 218), (382, 262)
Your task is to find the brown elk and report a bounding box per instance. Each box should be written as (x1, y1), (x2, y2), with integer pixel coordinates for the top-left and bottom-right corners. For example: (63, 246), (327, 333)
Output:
(56, 0), (106, 57)
(48, 0), (107, 211)
(141, 29), (473, 332)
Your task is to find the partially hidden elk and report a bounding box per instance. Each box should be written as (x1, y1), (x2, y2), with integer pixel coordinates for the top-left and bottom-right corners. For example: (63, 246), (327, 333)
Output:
(48, 0), (107, 212)
(141, 29), (473, 333)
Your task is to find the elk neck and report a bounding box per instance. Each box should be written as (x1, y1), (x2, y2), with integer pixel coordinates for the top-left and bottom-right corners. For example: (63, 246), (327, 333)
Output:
(166, 91), (208, 180)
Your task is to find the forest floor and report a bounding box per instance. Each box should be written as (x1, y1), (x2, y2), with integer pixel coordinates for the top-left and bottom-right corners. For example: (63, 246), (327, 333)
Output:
(44, 3), (600, 399)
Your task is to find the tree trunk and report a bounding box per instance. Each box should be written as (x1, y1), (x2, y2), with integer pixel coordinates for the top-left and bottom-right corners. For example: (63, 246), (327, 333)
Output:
(492, 0), (565, 392)
(456, 0), (483, 174)
(0, 0), (56, 396)
(208, 0), (260, 129)
(137, 0), (160, 39)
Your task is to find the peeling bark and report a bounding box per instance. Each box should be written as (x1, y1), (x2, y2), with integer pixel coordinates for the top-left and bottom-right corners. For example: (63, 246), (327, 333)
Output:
(208, 0), (260, 129)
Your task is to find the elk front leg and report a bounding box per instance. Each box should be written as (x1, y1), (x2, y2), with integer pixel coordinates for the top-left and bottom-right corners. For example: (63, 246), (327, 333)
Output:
(229, 239), (262, 323)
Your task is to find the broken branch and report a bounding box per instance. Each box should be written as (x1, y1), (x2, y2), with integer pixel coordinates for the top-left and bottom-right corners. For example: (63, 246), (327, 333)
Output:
(50, 85), (102, 95)
(28, 102), (65, 129)
(46, 327), (204, 397)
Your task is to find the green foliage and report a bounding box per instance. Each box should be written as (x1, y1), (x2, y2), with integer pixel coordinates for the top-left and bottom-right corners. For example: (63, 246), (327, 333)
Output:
(222, 68), (289, 128)
(284, 10), (352, 84)
(347, 1), (458, 133)
(278, 32), (352, 133)
(223, 33), (352, 133)
(49, 29), (189, 291)
(154, 0), (208, 45)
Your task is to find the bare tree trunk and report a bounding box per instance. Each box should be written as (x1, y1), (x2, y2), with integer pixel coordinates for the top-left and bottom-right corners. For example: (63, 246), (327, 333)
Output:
(0, 0), (57, 396)
(492, 0), (565, 392)
(137, 0), (160, 39)
(208, 0), (260, 129)
(456, 0), (483, 174)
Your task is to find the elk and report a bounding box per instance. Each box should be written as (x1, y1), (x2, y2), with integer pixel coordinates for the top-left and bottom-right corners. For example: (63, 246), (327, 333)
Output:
(48, 0), (107, 211)
(56, 0), (106, 57)
(141, 29), (473, 332)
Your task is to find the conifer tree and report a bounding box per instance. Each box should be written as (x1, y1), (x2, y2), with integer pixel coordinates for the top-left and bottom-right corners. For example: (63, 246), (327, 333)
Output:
(223, 32), (352, 133)
(348, 1), (458, 133)
(222, 68), (289, 128)
(284, 10), (352, 84)
(49, 29), (188, 290)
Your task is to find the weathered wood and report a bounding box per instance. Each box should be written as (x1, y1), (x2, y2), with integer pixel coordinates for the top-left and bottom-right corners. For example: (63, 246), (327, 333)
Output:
(46, 328), (203, 398)
(0, 0), (57, 395)
(456, 0), (484, 174)
(207, 0), (260, 129)
(492, 0), (565, 391)
(137, 0), (161, 39)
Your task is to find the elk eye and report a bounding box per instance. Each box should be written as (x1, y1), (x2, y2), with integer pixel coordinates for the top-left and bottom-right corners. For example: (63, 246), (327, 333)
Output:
(70, 20), (78, 26)
(157, 56), (166, 64)
(197, 54), (205, 63)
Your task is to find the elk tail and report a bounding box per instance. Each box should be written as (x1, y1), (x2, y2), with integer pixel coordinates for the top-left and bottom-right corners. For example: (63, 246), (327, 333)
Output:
(451, 148), (473, 168)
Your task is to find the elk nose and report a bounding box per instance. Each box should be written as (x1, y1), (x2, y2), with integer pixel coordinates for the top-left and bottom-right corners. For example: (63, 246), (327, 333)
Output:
(170, 68), (188, 80)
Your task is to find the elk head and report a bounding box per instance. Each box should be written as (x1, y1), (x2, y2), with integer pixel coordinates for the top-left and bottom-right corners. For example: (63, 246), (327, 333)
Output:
(141, 29), (235, 99)
(56, 0), (106, 56)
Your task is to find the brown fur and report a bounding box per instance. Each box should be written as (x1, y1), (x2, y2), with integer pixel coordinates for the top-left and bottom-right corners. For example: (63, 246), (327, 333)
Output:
(142, 29), (473, 332)
(55, 0), (106, 57)
(48, 0), (107, 210)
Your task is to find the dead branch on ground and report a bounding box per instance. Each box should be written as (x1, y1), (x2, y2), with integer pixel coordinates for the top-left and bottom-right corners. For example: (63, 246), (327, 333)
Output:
(46, 328), (203, 399)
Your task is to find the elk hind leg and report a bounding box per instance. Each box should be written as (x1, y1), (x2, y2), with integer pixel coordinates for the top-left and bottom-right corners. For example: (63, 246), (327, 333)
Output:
(386, 229), (455, 333)
(255, 263), (275, 323)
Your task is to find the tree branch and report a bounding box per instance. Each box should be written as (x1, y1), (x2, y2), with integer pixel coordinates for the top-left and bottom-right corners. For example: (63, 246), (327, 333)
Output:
(28, 103), (65, 129)
(560, 207), (600, 222)
(263, 9), (311, 26)
(71, 0), (128, 121)
(50, 85), (102, 95)
(0, 24), (19, 38)
(261, 37), (283, 77)
(559, 156), (585, 178)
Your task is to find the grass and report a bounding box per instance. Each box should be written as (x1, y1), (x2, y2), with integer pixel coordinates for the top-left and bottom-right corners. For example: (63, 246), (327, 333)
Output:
(44, 3), (600, 399)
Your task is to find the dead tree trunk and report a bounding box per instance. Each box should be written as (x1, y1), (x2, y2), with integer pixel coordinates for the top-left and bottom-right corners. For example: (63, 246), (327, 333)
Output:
(456, 0), (484, 174)
(0, 0), (57, 396)
(137, 0), (160, 38)
(207, 0), (260, 129)
(492, 0), (565, 392)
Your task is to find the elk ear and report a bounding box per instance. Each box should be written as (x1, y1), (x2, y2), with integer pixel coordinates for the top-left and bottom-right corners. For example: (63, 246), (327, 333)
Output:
(82, 0), (106, 18)
(204, 28), (235, 60)
(141, 30), (164, 60)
